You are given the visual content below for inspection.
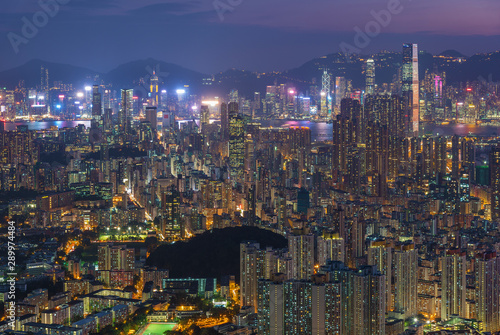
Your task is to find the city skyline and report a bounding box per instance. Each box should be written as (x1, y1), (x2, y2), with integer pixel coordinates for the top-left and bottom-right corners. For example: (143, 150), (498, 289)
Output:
(1, 0), (499, 73)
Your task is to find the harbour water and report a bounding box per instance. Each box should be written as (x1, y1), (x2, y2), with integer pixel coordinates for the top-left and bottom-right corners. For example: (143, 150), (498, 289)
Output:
(5, 120), (500, 142)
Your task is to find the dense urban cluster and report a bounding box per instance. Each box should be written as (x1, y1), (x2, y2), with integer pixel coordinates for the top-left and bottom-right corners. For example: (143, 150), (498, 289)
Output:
(0, 44), (499, 335)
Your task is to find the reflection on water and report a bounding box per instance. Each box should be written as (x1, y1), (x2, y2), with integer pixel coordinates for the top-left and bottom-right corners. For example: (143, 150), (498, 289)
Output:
(5, 120), (500, 142)
(4, 121), (91, 131)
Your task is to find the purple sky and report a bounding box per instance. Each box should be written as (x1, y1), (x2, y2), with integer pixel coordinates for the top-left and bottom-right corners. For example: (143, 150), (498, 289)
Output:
(1, 0), (499, 73)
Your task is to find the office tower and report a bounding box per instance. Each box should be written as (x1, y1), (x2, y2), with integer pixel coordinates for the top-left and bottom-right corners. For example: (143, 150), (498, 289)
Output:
(161, 185), (182, 240)
(160, 89), (168, 109)
(491, 146), (500, 221)
(320, 70), (331, 118)
(334, 77), (346, 112)
(393, 242), (417, 318)
(288, 229), (315, 280)
(365, 58), (375, 95)
(402, 43), (419, 135)
(296, 188), (309, 214)
(368, 239), (393, 312)
(91, 85), (102, 129)
(200, 104), (209, 131)
(150, 70), (159, 107)
(40, 66), (49, 92)
(317, 232), (345, 265)
(441, 249), (466, 320)
(228, 102), (245, 181)
(475, 251), (500, 332)
(119, 89), (133, 134)
(103, 108), (112, 131)
(221, 103), (229, 141)
(145, 107), (158, 131)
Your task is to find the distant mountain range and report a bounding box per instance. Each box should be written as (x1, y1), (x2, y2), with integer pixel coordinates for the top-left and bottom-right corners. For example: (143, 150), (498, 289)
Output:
(0, 50), (498, 97)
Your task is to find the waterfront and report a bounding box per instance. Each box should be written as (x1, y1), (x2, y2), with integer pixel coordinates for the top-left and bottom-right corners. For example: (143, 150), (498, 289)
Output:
(5, 120), (500, 142)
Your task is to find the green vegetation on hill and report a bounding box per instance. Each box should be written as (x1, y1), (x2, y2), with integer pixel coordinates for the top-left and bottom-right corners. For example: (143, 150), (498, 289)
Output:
(146, 227), (287, 281)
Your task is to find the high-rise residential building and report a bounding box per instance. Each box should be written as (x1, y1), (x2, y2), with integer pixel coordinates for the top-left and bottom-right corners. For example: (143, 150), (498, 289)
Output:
(402, 43), (419, 135)
(475, 251), (500, 332)
(339, 265), (386, 335)
(257, 275), (342, 335)
(288, 229), (315, 280)
(368, 239), (393, 312)
(393, 242), (418, 318)
(97, 245), (135, 288)
(240, 242), (261, 311)
(228, 102), (245, 181)
(240, 243), (288, 312)
(161, 185), (182, 240)
(490, 146), (500, 221)
(119, 89), (133, 134)
(365, 59), (375, 95)
(317, 232), (345, 266)
(441, 249), (466, 320)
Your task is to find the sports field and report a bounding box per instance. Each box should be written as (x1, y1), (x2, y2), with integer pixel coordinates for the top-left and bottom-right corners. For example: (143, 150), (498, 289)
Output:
(141, 323), (177, 334)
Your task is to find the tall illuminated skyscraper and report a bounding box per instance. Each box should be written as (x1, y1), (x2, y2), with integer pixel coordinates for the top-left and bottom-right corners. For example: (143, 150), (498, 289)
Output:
(200, 104), (210, 131)
(40, 66), (49, 93)
(402, 43), (419, 135)
(228, 102), (245, 181)
(161, 185), (182, 240)
(119, 89), (133, 134)
(365, 59), (375, 95)
(91, 85), (102, 129)
(150, 70), (159, 107)
(320, 70), (331, 118)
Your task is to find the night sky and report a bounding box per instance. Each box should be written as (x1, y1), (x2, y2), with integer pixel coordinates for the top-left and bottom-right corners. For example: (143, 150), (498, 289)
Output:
(1, 0), (499, 74)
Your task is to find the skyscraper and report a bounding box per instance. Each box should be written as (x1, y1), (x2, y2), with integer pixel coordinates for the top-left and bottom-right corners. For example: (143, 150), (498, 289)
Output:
(145, 106), (158, 131)
(365, 58), (375, 95)
(150, 70), (159, 107)
(393, 242), (418, 318)
(402, 43), (419, 135)
(119, 89), (133, 134)
(161, 185), (182, 240)
(475, 251), (500, 332)
(288, 229), (315, 280)
(228, 102), (245, 181)
(91, 85), (102, 129)
(221, 102), (229, 141)
(40, 66), (49, 93)
(441, 249), (466, 320)
(490, 146), (500, 221)
(200, 104), (210, 131)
